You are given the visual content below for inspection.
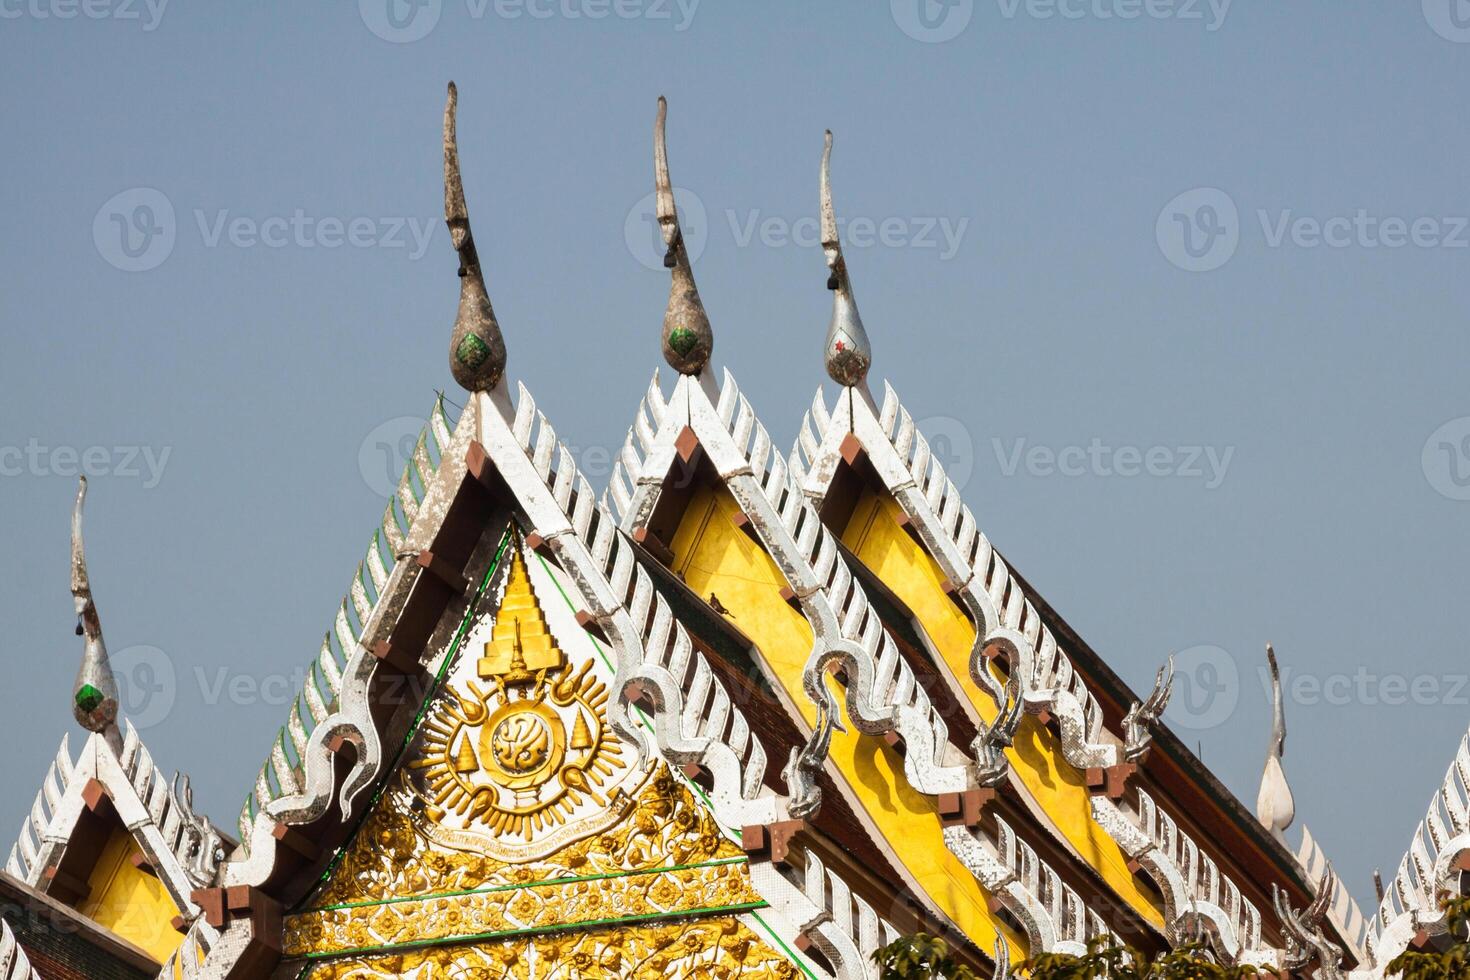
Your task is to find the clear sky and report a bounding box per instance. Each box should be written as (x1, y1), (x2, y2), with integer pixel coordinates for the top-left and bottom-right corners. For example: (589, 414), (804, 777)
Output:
(2, 0), (1468, 923)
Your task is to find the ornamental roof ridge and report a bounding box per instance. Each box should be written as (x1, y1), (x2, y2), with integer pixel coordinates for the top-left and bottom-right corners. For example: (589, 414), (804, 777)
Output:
(1366, 721), (1470, 970)
(235, 393), (453, 850)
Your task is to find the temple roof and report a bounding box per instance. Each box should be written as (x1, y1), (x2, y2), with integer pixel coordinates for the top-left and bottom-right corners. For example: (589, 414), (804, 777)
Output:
(7, 84), (1463, 980)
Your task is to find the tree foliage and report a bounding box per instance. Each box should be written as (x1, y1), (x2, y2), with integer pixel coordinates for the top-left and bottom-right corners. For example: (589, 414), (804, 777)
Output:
(874, 932), (1259, 980)
(874, 933), (980, 980)
(1386, 896), (1470, 980)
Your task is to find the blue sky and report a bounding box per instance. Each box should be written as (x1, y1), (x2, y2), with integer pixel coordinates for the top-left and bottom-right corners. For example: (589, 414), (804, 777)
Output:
(2, 0), (1469, 920)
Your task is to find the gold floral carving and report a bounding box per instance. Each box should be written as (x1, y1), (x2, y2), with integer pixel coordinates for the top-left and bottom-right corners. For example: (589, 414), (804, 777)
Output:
(291, 766), (763, 959)
(298, 917), (804, 979)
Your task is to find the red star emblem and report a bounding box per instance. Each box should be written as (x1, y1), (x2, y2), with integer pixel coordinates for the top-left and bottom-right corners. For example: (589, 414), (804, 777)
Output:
(835, 340), (845, 352)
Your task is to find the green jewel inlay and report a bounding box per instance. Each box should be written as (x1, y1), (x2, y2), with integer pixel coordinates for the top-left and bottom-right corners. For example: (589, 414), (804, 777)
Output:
(75, 684), (104, 713)
(455, 333), (491, 370)
(667, 326), (698, 357)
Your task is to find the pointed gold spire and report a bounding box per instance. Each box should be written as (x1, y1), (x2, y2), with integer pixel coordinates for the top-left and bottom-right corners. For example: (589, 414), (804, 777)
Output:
(820, 130), (872, 387)
(655, 96), (712, 375)
(453, 734), (479, 772)
(70, 477), (120, 741)
(478, 532), (565, 684)
(444, 81), (507, 393)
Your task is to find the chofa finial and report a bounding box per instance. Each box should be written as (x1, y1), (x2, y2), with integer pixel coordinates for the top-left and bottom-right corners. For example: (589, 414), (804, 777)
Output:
(444, 81), (507, 393)
(655, 96), (712, 376)
(820, 130), (872, 387)
(1256, 642), (1295, 838)
(70, 477), (120, 739)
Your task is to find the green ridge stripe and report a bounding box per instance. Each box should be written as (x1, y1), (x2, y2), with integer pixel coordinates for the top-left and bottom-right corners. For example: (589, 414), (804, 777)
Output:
(299, 900), (771, 962)
(751, 909), (819, 980)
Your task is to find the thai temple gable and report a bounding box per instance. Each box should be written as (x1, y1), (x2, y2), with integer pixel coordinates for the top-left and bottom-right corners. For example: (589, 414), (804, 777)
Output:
(166, 84), (889, 979)
(796, 378), (1275, 961)
(266, 532), (809, 978)
(2, 477), (229, 971)
(610, 363), (1154, 968)
(3, 721), (225, 964)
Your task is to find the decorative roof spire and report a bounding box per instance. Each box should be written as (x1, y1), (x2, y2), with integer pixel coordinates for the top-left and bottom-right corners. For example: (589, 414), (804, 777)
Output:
(655, 96), (712, 375)
(1256, 642), (1295, 839)
(70, 477), (120, 742)
(444, 81), (507, 393)
(820, 130), (872, 387)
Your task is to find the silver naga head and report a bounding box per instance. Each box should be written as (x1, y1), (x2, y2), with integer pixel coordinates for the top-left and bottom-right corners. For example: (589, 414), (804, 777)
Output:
(444, 81), (507, 393)
(655, 96), (712, 376)
(70, 477), (120, 735)
(174, 773), (227, 887)
(820, 130), (872, 387)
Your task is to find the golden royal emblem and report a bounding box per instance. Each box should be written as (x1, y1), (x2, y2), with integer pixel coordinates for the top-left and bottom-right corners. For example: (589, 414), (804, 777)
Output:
(413, 538), (623, 842)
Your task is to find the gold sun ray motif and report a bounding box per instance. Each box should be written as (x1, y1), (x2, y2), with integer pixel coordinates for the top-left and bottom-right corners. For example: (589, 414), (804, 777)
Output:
(412, 532), (628, 853)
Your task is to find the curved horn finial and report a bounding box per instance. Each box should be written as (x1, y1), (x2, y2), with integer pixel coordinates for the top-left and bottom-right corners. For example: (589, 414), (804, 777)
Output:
(655, 96), (712, 376)
(70, 477), (120, 737)
(1256, 642), (1296, 838)
(820, 130), (872, 387)
(444, 81), (507, 393)
(1123, 653), (1175, 763)
(993, 935), (1012, 980)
